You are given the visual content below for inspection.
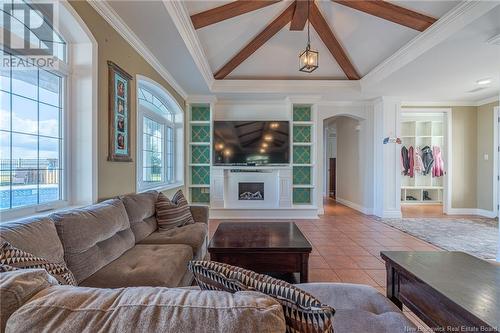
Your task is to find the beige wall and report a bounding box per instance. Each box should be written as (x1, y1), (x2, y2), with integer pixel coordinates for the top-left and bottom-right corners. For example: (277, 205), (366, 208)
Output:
(477, 102), (499, 210)
(335, 117), (362, 206)
(451, 106), (478, 208)
(403, 102), (499, 210)
(70, 1), (185, 200)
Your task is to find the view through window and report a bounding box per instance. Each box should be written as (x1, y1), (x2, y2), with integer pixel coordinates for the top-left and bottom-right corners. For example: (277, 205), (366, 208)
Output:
(138, 86), (175, 190)
(1, 1), (66, 211)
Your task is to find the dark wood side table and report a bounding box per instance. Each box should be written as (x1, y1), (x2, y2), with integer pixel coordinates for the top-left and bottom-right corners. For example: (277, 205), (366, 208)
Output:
(208, 222), (312, 283)
(381, 251), (499, 332)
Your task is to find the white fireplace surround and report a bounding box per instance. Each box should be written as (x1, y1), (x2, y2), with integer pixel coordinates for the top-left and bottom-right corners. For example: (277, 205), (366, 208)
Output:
(227, 170), (279, 209)
(210, 166), (318, 218)
(211, 166), (292, 210)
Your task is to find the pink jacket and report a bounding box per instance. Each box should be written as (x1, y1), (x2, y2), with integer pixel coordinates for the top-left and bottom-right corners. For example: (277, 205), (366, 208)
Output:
(414, 148), (424, 175)
(432, 146), (444, 177)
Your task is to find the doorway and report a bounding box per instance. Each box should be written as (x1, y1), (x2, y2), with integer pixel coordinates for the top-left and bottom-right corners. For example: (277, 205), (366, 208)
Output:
(323, 115), (366, 211)
(329, 158), (336, 199)
(400, 109), (451, 218)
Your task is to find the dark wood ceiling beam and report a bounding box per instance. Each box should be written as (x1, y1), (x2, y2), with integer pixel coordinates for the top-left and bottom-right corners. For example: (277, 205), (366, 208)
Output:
(332, 0), (436, 32)
(290, 0), (309, 31)
(309, 3), (360, 80)
(191, 0), (282, 29)
(214, 2), (296, 80)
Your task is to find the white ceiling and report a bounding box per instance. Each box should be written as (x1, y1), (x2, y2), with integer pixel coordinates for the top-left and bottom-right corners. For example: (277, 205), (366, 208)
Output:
(186, 0), (457, 79)
(363, 4), (500, 102)
(103, 0), (500, 103)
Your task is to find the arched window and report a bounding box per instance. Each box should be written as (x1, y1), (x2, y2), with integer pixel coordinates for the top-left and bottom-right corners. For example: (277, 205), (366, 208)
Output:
(137, 77), (184, 192)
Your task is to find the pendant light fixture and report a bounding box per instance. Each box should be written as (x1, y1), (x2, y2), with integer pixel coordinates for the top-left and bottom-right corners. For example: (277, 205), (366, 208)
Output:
(299, 0), (318, 73)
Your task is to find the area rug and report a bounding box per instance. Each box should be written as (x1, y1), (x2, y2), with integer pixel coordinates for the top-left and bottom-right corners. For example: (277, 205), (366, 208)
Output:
(378, 217), (499, 259)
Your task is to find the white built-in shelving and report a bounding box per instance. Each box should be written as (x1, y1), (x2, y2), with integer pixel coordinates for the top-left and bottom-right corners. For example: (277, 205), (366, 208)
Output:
(400, 114), (445, 205)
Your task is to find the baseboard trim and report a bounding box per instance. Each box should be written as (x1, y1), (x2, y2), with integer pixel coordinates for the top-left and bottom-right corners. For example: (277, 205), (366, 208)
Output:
(335, 198), (373, 215)
(447, 208), (497, 218)
(381, 210), (403, 219)
(209, 208), (320, 219)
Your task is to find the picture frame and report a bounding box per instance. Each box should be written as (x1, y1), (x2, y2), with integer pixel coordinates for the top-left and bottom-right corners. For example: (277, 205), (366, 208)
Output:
(107, 61), (133, 162)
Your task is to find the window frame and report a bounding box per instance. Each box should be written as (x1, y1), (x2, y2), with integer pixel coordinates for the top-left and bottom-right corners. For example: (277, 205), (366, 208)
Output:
(1, 1), (98, 222)
(136, 78), (184, 193)
(1, 4), (70, 217)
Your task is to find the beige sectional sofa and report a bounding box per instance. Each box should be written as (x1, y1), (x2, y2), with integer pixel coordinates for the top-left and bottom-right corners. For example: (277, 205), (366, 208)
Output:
(0, 190), (417, 333)
(0, 190), (209, 288)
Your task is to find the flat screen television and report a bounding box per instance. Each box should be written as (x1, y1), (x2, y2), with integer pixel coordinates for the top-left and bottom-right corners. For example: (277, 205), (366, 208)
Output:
(213, 121), (290, 166)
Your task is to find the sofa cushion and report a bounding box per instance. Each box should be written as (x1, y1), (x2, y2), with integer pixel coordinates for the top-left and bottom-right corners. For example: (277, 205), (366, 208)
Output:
(121, 191), (159, 242)
(189, 261), (335, 333)
(0, 242), (76, 286)
(6, 286), (286, 333)
(0, 216), (64, 265)
(139, 222), (207, 254)
(51, 199), (135, 284)
(296, 282), (401, 314)
(0, 269), (58, 333)
(156, 191), (194, 231)
(296, 283), (417, 333)
(189, 205), (209, 223)
(80, 244), (193, 288)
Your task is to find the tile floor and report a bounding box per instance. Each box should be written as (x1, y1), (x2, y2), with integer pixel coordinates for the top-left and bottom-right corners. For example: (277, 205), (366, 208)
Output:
(209, 199), (443, 330)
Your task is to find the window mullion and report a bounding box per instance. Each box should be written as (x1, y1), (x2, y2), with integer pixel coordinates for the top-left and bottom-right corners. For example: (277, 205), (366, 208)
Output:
(37, 68), (40, 205)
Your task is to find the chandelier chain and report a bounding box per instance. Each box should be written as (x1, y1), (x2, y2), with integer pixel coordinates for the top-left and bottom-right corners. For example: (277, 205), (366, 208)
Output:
(307, 0), (311, 47)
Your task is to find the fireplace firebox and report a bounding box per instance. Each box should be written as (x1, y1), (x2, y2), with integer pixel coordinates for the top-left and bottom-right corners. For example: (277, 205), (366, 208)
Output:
(238, 182), (264, 200)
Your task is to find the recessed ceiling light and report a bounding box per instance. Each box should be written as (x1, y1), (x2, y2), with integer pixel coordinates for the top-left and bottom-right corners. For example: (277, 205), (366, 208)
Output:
(476, 78), (492, 85)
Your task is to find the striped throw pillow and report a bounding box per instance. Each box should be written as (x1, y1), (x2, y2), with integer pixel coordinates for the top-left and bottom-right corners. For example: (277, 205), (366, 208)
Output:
(156, 191), (195, 231)
(189, 261), (335, 333)
(0, 242), (77, 286)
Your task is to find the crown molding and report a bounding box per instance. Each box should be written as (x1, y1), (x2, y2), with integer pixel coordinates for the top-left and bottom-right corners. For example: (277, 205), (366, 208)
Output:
(285, 95), (323, 104)
(476, 95), (499, 106)
(402, 101), (477, 107)
(361, 1), (500, 89)
(211, 79), (361, 94)
(186, 95), (218, 104)
(162, 0), (215, 90)
(88, 0), (188, 99)
(317, 100), (375, 107)
(402, 95), (500, 107)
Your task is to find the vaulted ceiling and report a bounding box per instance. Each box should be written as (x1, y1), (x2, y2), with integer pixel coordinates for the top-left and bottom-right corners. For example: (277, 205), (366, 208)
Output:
(102, 0), (500, 101)
(186, 0), (456, 80)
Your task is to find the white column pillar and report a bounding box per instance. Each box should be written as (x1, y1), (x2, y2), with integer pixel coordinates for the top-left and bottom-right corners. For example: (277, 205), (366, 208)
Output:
(373, 97), (402, 218)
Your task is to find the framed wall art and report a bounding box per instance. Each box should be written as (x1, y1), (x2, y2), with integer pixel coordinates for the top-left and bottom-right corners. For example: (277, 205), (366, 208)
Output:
(108, 61), (133, 162)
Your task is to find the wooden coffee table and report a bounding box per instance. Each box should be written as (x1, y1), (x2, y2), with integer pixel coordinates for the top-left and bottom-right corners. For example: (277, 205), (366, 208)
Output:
(208, 222), (312, 283)
(381, 251), (500, 332)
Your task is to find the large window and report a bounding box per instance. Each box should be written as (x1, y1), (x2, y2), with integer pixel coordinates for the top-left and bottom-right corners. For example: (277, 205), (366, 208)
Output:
(137, 81), (183, 192)
(1, 2), (67, 212)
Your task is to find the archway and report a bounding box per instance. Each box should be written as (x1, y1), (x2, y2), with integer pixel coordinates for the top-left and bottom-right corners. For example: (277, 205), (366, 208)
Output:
(316, 105), (375, 215)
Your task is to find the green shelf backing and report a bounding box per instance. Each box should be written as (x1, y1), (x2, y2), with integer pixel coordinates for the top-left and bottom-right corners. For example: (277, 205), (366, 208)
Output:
(293, 106), (311, 122)
(191, 125), (210, 143)
(191, 187), (210, 203)
(293, 188), (311, 204)
(191, 105), (210, 121)
(293, 125), (311, 143)
(191, 145), (210, 164)
(293, 166), (311, 185)
(293, 146), (311, 164)
(191, 166), (210, 185)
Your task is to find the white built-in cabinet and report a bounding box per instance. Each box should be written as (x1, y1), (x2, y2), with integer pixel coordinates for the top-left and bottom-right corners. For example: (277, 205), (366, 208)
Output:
(400, 113), (445, 204)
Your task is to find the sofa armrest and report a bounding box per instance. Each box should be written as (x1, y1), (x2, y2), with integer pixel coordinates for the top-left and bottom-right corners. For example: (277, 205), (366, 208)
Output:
(7, 286), (286, 333)
(189, 205), (209, 224)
